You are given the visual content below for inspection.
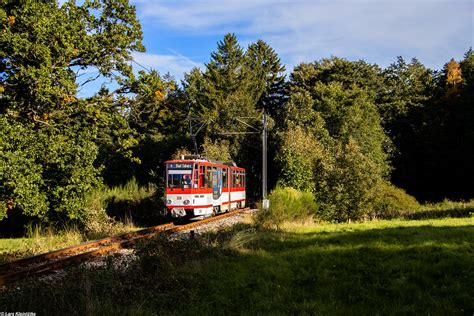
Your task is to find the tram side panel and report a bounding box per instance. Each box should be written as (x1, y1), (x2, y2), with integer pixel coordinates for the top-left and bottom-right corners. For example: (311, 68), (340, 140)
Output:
(164, 160), (245, 217)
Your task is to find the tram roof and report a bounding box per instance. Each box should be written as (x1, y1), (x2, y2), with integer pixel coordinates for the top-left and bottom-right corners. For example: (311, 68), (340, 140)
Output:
(164, 159), (245, 171)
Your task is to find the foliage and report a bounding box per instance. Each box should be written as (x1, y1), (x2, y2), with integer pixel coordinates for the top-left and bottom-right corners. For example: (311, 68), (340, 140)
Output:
(387, 50), (474, 201)
(245, 40), (287, 119)
(200, 138), (232, 162)
(0, 0), (144, 119)
(97, 70), (187, 186)
(117, 70), (183, 135)
(84, 177), (155, 237)
(287, 61), (390, 175)
(182, 34), (286, 199)
(276, 126), (326, 192)
(280, 59), (391, 221)
(314, 139), (384, 222)
(0, 0), (146, 230)
(290, 57), (383, 103)
(0, 118), (47, 221)
(0, 117), (101, 224)
(257, 186), (318, 227)
(373, 182), (421, 219)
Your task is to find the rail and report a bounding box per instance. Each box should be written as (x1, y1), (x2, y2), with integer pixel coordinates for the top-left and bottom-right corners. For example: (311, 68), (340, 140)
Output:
(0, 207), (250, 287)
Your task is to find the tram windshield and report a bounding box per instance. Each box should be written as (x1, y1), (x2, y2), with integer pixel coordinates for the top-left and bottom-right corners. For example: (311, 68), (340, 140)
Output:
(167, 163), (193, 188)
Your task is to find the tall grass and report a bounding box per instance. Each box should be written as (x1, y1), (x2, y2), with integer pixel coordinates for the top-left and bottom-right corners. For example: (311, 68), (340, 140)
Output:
(24, 224), (85, 254)
(0, 224), (85, 262)
(84, 178), (156, 238)
(0, 179), (156, 262)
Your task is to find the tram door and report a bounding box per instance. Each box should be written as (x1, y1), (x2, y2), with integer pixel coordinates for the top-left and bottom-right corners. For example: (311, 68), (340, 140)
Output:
(212, 167), (222, 200)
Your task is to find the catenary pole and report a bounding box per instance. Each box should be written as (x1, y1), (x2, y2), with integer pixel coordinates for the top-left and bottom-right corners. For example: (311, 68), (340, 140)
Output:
(262, 111), (268, 207)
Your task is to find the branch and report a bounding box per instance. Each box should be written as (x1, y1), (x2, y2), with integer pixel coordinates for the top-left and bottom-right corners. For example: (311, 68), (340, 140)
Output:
(80, 73), (101, 87)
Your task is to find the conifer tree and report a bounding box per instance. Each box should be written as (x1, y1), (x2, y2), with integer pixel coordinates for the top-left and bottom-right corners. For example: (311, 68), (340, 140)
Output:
(245, 40), (287, 119)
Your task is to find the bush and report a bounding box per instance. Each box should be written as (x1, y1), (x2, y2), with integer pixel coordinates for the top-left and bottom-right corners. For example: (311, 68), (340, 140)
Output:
(315, 139), (384, 222)
(276, 125), (326, 192)
(257, 186), (318, 227)
(373, 182), (421, 219)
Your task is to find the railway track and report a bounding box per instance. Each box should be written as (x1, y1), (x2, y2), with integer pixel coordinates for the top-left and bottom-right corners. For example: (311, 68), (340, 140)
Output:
(0, 207), (251, 287)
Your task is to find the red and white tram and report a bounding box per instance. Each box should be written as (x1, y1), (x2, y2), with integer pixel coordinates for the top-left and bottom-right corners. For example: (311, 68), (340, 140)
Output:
(164, 156), (246, 218)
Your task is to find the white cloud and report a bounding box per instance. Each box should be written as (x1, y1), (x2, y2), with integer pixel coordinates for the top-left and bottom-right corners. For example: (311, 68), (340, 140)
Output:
(133, 0), (473, 70)
(131, 52), (203, 80)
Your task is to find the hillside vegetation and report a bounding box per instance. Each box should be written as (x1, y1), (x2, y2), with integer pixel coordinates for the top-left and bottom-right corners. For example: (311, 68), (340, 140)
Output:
(1, 1), (473, 235)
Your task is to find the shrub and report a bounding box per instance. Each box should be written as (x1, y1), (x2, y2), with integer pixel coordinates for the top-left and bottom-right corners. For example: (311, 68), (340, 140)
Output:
(276, 126), (326, 192)
(373, 182), (421, 218)
(315, 139), (384, 222)
(257, 186), (318, 227)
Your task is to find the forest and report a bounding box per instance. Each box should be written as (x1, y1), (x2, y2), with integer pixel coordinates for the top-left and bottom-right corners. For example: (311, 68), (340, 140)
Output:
(1, 0), (473, 235)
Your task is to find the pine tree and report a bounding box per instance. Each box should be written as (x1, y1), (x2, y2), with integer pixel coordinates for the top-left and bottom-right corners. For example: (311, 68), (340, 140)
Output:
(245, 40), (287, 119)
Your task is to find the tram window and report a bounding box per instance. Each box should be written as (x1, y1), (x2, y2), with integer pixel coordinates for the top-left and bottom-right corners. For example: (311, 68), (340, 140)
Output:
(167, 172), (192, 188)
(167, 174), (180, 188)
(223, 169), (227, 188)
(206, 167), (212, 188)
(199, 165), (206, 188)
(243, 174), (245, 187)
(212, 167), (218, 186)
(193, 165), (199, 188)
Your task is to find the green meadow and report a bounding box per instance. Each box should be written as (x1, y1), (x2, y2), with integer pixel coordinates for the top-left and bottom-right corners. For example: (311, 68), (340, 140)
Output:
(2, 216), (473, 315)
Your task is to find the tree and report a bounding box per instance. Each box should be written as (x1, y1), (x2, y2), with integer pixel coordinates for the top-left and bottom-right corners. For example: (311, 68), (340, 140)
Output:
(290, 57), (383, 103)
(279, 58), (390, 220)
(0, 0), (144, 120)
(0, 0), (145, 226)
(276, 126), (326, 192)
(286, 60), (390, 176)
(245, 40), (287, 119)
(0, 118), (47, 221)
(182, 35), (289, 199)
(315, 138), (383, 222)
(382, 51), (474, 201)
(378, 57), (434, 128)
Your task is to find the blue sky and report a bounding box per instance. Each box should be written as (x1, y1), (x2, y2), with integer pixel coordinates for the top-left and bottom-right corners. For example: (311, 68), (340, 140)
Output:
(78, 0), (473, 97)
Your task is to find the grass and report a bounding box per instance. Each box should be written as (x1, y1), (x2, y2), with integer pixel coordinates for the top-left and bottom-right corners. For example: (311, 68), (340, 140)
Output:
(395, 199), (474, 220)
(84, 178), (160, 238)
(0, 179), (154, 263)
(0, 225), (85, 263)
(1, 216), (473, 315)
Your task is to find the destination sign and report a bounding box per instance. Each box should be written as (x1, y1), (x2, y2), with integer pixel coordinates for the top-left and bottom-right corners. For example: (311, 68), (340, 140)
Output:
(168, 163), (192, 169)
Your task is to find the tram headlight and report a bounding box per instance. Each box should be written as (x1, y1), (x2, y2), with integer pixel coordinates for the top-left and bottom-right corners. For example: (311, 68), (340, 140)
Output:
(183, 199), (190, 205)
(166, 199), (172, 205)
